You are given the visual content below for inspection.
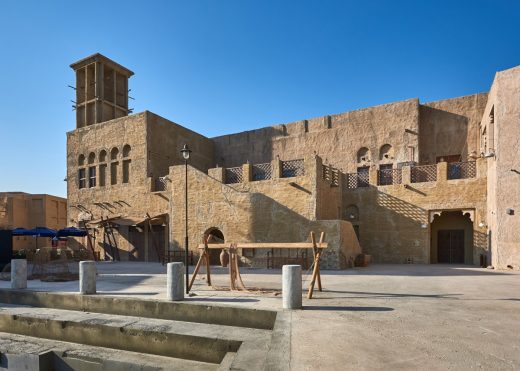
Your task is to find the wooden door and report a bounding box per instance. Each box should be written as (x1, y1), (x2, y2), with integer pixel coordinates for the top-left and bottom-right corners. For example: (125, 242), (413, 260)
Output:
(129, 226), (145, 261)
(437, 230), (465, 263)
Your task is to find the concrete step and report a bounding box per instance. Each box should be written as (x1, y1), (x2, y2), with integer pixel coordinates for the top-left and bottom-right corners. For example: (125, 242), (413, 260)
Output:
(0, 290), (290, 370)
(0, 289), (276, 330)
(0, 303), (272, 366)
(0, 332), (216, 370)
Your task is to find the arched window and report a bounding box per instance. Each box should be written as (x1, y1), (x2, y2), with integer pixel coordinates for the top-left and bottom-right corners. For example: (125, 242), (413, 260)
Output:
(110, 147), (119, 185)
(122, 144), (131, 158)
(87, 152), (96, 187)
(88, 152), (96, 164)
(357, 147), (370, 163)
(110, 147), (119, 160)
(379, 144), (394, 161)
(122, 145), (131, 184)
(99, 150), (107, 163)
(99, 150), (107, 187)
(78, 154), (86, 189)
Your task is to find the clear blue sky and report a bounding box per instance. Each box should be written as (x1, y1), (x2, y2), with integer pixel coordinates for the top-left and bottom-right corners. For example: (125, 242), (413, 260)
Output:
(1, 0), (519, 197)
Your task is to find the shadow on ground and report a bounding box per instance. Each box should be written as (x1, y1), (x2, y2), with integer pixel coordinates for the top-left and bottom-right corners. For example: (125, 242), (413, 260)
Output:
(303, 306), (394, 312)
(320, 290), (462, 300)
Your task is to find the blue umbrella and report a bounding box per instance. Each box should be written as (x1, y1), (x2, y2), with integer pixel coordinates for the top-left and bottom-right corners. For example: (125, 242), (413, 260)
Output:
(57, 227), (88, 237)
(27, 227), (57, 238)
(12, 228), (30, 236)
(26, 227), (57, 249)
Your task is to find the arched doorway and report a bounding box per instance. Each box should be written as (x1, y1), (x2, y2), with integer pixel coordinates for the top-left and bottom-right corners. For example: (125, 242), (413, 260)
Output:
(203, 228), (224, 265)
(430, 211), (474, 264)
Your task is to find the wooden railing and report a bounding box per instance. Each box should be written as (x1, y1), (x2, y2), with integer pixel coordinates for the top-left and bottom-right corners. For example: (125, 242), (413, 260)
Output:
(377, 168), (402, 186)
(225, 167), (243, 184)
(346, 171), (369, 189)
(252, 163), (272, 181)
(323, 165), (339, 187)
(411, 164), (437, 183)
(281, 159), (305, 178)
(447, 161), (476, 180)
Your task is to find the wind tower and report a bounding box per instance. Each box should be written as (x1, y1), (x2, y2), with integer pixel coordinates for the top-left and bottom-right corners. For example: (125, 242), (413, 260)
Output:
(70, 53), (134, 128)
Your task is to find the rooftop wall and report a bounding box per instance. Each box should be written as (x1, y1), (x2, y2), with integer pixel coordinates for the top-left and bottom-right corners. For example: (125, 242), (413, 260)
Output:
(212, 99), (421, 173)
(146, 111), (214, 178)
(419, 93), (488, 165)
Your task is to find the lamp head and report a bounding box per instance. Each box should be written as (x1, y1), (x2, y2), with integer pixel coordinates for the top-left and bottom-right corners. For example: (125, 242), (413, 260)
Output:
(180, 144), (192, 160)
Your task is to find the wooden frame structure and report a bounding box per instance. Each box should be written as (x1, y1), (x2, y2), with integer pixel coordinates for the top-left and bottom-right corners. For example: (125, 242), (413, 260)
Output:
(191, 232), (327, 299)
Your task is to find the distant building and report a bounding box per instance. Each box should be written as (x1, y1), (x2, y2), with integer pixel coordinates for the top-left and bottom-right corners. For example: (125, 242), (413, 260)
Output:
(66, 53), (519, 269)
(0, 192), (67, 250)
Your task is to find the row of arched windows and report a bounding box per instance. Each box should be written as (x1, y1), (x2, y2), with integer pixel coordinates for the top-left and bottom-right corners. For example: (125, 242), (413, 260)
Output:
(356, 144), (394, 163)
(78, 145), (131, 189)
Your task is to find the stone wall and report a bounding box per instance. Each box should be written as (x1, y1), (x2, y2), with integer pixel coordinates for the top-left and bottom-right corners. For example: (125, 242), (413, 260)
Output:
(342, 160), (487, 264)
(65, 54), (520, 268)
(213, 99), (421, 173)
(66, 113), (153, 224)
(419, 93), (488, 164)
(146, 111), (214, 179)
(66, 111), (215, 260)
(168, 155), (359, 269)
(483, 66), (520, 269)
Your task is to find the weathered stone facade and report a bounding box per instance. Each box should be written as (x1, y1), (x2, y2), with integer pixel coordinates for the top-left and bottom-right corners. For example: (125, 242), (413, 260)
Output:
(66, 54), (520, 269)
(481, 66), (520, 268)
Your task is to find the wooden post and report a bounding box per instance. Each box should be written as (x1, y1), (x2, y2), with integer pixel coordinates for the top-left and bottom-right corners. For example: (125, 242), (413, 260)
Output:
(87, 233), (97, 261)
(307, 231), (325, 299)
(188, 252), (205, 291)
(228, 244), (235, 290)
(307, 232), (318, 299)
(188, 235), (212, 291)
(316, 232), (325, 291)
(204, 239), (211, 286)
(226, 243), (246, 291)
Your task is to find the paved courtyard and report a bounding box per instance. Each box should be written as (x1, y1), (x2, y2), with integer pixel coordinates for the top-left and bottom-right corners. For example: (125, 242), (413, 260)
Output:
(1, 263), (519, 370)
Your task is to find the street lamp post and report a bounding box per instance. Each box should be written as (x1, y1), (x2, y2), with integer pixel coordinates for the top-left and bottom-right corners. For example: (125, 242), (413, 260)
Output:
(180, 144), (192, 294)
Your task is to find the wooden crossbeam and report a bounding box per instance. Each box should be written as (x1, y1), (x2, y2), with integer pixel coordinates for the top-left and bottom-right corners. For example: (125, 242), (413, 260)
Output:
(307, 231), (325, 299)
(197, 242), (328, 249)
(191, 231), (327, 299)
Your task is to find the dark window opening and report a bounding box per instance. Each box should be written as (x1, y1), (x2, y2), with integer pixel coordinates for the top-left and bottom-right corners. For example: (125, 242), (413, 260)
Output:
(123, 160), (131, 183)
(99, 164), (107, 186)
(78, 168), (86, 189)
(111, 162), (118, 185)
(88, 166), (96, 188)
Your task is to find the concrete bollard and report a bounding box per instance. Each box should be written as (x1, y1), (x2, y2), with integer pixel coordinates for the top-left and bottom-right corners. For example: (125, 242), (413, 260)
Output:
(79, 261), (97, 294)
(282, 265), (302, 309)
(167, 262), (184, 301)
(11, 259), (27, 289)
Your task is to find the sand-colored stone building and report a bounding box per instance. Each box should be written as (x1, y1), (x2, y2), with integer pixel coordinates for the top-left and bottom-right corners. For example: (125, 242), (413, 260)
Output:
(0, 192), (67, 250)
(66, 54), (520, 269)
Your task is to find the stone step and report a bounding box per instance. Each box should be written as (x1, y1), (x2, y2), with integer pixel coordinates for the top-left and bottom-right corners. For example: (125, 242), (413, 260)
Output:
(0, 303), (272, 366)
(0, 332), (216, 370)
(0, 289), (276, 330)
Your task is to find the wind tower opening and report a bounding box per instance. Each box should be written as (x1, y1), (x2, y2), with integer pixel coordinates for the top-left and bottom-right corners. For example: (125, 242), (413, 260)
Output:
(70, 53), (134, 128)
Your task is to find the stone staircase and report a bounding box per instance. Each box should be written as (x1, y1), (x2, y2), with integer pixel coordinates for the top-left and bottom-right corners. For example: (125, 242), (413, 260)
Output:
(0, 290), (290, 370)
